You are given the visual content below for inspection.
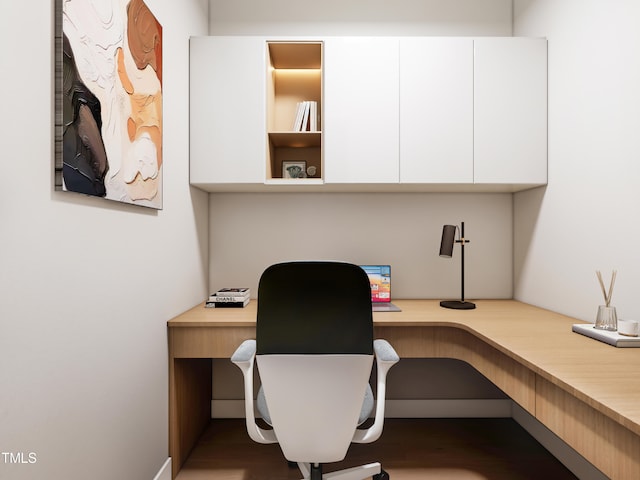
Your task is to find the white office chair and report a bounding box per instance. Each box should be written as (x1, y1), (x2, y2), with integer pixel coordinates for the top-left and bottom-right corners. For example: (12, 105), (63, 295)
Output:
(231, 261), (399, 480)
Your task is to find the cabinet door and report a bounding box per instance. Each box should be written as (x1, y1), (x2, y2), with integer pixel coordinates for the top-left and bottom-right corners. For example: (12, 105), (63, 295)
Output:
(400, 38), (473, 183)
(190, 37), (265, 185)
(474, 38), (547, 184)
(324, 38), (400, 183)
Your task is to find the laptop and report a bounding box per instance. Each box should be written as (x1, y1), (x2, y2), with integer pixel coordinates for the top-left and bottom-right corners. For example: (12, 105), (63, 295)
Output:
(359, 265), (402, 312)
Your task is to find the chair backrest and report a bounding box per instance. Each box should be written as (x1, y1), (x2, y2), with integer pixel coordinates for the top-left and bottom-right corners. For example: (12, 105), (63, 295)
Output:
(256, 261), (373, 355)
(255, 261), (374, 463)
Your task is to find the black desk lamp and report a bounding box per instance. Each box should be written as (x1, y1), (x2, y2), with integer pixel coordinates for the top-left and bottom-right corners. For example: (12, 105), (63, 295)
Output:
(439, 221), (476, 310)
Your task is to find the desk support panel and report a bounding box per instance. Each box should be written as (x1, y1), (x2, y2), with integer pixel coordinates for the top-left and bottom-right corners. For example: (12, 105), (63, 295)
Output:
(169, 358), (212, 478)
(376, 326), (536, 415)
(536, 376), (640, 479)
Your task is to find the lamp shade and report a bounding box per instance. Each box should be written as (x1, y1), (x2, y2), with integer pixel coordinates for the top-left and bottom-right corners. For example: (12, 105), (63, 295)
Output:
(439, 225), (456, 258)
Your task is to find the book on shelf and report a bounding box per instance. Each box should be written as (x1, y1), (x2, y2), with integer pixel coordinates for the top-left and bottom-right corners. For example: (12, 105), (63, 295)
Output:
(309, 100), (317, 131)
(292, 101), (305, 131)
(300, 102), (310, 131)
(292, 101), (318, 132)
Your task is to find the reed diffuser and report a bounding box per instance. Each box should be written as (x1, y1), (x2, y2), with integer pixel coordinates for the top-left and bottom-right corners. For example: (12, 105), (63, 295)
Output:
(595, 270), (617, 331)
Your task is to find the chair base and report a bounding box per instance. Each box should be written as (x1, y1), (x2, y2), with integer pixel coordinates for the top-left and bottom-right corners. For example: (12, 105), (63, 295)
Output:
(297, 462), (387, 480)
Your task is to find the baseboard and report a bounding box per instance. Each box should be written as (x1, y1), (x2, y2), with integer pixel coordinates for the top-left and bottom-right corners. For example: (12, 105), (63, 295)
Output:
(211, 398), (512, 419)
(212, 399), (249, 418)
(385, 399), (512, 418)
(511, 403), (607, 480)
(152, 458), (171, 480)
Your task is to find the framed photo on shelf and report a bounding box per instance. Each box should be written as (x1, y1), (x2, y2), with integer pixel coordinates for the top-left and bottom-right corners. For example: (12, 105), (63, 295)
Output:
(282, 161), (307, 179)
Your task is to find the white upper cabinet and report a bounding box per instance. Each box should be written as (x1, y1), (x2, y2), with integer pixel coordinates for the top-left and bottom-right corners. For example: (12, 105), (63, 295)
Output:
(399, 38), (474, 183)
(324, 37), (400, 183)
(190, 36), (265, 185)
(188, 36), (547, 192)
(473, 38), (547, 184)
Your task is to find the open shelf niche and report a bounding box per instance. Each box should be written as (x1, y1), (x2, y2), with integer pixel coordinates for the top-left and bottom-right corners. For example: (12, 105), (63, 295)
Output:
(266, 41), (323, 183)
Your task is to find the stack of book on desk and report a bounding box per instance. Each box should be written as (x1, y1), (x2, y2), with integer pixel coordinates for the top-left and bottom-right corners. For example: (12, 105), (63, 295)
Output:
(572, 323), (640, 347)
(206, 288), (250, 308)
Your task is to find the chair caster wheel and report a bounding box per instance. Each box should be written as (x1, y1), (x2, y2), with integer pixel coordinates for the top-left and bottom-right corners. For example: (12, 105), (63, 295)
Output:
(373, 469), (389, 480)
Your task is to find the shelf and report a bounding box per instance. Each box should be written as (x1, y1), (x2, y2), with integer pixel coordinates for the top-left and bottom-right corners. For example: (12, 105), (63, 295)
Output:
(268, 131), (321, 148)
(268, 42), (322, 69)
(265, 178), (324, 186)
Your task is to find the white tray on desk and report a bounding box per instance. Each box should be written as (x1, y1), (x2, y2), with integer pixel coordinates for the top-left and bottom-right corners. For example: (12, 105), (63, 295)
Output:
(572, 323), (640, 347)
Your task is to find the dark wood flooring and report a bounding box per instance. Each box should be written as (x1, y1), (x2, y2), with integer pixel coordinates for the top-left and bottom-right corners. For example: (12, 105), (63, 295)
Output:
(176, 418), (578, 480)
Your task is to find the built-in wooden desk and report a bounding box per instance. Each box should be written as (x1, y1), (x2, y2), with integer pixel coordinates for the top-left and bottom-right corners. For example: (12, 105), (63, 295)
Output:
(168, 300), (640, 479)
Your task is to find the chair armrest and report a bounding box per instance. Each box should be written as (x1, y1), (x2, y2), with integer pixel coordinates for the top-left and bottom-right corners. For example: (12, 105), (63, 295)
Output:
(352, 339), (399, 444)
(231, 339), (256, 366)
(374, 339), (399, 364)
(230, 340), (277, 444)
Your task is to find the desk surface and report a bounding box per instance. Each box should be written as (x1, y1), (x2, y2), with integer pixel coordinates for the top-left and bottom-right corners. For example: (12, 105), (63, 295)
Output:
(169, 299), (640, 438)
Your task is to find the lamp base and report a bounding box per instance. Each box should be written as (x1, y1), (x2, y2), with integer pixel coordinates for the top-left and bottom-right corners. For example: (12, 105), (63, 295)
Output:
(440, 300), (476, 310)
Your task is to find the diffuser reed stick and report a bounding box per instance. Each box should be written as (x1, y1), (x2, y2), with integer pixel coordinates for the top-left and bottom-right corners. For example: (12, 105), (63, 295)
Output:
(596, 270), (617, 307)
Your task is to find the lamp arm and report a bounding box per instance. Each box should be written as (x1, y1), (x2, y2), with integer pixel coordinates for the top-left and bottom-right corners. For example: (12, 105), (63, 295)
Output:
(460, 222), (466, 302)
(452, 222), (470, 302)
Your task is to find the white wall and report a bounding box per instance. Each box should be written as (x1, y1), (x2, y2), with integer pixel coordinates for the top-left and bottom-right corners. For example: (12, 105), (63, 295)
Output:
(513, 0), (640, 322)
(209, 0), (513, 36)
(0, 1), (209, 479)
(210, 193), (513, 300)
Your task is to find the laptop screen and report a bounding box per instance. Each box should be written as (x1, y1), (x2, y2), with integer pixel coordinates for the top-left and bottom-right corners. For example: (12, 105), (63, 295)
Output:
(360, 265), (392, 303)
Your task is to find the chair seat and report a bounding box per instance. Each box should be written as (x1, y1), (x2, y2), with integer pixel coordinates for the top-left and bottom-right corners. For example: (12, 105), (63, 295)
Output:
(257, 383), (374, 427)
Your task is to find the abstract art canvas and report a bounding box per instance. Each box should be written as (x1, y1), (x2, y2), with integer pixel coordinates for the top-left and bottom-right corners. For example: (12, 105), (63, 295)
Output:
(56, 0), (163, 209)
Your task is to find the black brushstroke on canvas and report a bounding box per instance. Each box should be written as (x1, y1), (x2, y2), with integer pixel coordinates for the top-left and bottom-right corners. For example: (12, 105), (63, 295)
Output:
(62, 34), (109, 197)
